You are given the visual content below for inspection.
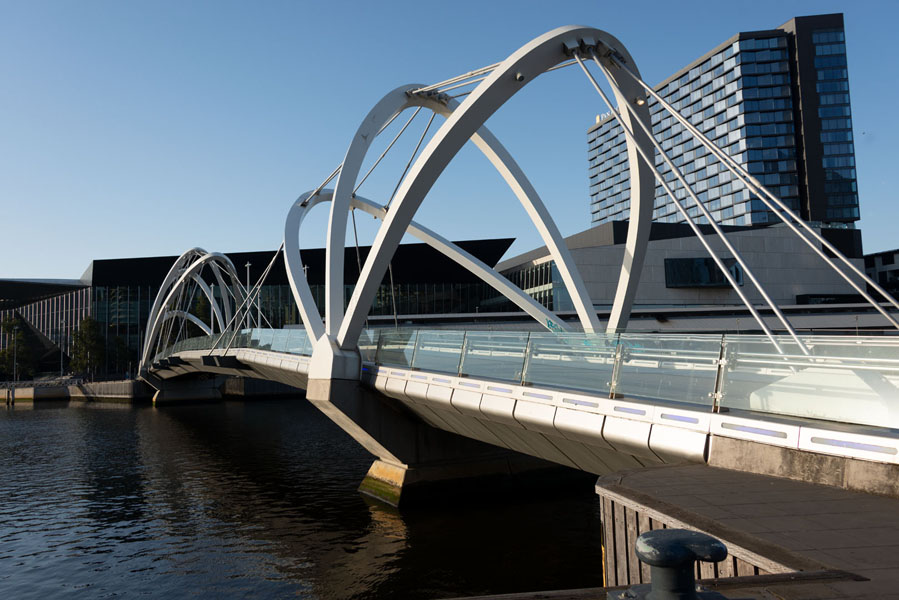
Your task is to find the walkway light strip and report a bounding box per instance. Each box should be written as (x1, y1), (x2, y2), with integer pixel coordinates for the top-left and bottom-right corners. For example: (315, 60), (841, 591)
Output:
(354, 107), (423, 195)
(574, 52), (787, 354)
(609, 54), (899, 331)
(589, 49), (808, 355)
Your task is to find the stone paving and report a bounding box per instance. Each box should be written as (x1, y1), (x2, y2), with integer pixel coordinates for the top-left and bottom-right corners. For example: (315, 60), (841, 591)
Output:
(597, 464), (899, 600)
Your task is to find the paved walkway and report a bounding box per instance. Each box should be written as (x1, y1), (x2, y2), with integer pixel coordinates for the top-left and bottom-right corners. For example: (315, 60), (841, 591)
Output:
(596, 464), (899, 600)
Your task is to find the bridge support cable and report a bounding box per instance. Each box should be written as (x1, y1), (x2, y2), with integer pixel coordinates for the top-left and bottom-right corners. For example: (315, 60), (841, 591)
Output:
(160, 278), (192, 359)
(387, 111), (437, 209)
(285, 190), (570, 340)
(349, 207), (369, 330)
(575, 51), (790, 354)
(383, 111), (438, 329)
(410, 62), (502, 95)
(212, 242), (285, 354)
(189, 274), (225, 333)
(140, 249), (247, 371)
(322, 76), (598, 341)
(609, 55), (899, 331)
(584, 51), (809, 354)
(354, 107), (423, 196)
(410, 58), (578, 97)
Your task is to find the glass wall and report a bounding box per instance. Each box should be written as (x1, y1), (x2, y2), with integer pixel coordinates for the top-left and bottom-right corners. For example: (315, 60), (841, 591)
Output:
(588, 21), (859, 229)
(0, 287), (92, 359)
(589, 34), (799, 228)
(479, 261), (574, 313)
(812, 28), (859, 221)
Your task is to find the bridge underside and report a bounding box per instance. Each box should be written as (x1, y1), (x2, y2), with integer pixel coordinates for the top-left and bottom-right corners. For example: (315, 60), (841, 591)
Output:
(149, 349), (591, 505)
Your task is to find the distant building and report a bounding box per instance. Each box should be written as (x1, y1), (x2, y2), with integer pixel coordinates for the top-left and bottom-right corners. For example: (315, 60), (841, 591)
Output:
(0, 239), (511, 376)
(865, 249), (899, 299)
(588, 13), (859, 228)
(494, 221), (864, 312)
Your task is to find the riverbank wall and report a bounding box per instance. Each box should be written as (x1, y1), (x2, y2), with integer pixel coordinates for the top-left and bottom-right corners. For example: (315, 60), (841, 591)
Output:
(3, 376), (303, 405)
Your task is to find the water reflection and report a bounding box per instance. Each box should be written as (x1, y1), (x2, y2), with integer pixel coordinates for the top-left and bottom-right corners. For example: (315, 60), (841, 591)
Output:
(0, 399), (603, 599)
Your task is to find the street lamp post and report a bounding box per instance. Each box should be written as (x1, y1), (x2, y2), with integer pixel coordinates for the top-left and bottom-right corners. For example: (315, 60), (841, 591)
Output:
(245, 262), (252, 329)
(12, 324), (18, 383)
(60, 320), (65, 377)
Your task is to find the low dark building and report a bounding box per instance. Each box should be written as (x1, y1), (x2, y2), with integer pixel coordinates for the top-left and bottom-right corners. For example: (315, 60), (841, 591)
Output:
(0, 238), (512, 377)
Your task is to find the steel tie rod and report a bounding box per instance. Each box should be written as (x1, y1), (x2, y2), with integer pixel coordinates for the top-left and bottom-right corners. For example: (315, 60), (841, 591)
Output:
(589, 49), (808, 355)
(608, 53), (899, 331)
(574, 51), (787, 355)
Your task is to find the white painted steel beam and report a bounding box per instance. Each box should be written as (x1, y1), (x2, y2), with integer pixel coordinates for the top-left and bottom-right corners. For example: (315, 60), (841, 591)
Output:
(141, 250), (244, 370)
(323, 81), (602, 337)
(337, 27), (656, 350)
(283, 189), (569, 339)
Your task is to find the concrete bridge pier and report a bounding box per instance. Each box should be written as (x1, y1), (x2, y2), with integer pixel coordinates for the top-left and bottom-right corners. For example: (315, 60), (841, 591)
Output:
(148, 375), (225, 406)
(307, 339), (566, 506)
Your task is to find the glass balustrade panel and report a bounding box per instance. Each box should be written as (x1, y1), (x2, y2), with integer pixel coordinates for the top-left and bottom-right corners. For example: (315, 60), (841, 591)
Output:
(248, 329), (263, 349)
(257, 329), (274, 351)
(719, 334), (899, 429)
(286, 329), (309, 355)
(269, 329), (289, 352)
(358, 329), (380, 363)
(616, 334), (721, 407)
(410, 330), (465, 374)
(523, 332), (618, 395)
(459, 332), (529, 383)
(375, 330), (418, 367)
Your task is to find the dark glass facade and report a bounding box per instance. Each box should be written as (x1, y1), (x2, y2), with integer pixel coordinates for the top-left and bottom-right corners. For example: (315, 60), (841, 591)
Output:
(1, 239), (513, 376)
(587, 13), (858, 228)
(811, 28), (858, 220)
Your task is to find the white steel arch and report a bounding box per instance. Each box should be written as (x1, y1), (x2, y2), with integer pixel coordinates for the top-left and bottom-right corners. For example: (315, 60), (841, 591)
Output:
(323, 83), (618, 338)
(140, 249), (246, 370)
(284, 189), (570, 343)
(336, 26), (655, 350)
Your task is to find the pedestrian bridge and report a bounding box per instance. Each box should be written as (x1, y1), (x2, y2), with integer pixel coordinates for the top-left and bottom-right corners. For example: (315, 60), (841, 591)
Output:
(139, 24), (899, 503)
(148, 328), (899, 496)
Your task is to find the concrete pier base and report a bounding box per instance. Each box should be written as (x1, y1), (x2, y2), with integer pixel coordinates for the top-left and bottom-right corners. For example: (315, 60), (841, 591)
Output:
(152, 377), (224, 406)
(358, 454), (587, 507)
(307, 377), (580, 506)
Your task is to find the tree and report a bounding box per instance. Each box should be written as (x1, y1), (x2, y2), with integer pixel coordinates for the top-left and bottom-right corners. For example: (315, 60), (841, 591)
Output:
(71, 317), (105, 379)
(0, 316), (34, 380)
(108, 335), (130, 377)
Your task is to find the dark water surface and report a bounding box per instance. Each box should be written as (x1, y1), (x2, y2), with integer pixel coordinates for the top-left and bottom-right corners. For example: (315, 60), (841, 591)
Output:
(0, 399), (604, 599)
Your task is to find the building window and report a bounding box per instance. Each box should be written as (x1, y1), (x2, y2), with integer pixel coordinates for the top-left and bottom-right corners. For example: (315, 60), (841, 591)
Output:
(664, 257), (743, 288)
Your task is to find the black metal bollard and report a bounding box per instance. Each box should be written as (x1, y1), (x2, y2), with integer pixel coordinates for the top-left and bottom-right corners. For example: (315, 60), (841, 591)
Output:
(607, 529), (730, 600)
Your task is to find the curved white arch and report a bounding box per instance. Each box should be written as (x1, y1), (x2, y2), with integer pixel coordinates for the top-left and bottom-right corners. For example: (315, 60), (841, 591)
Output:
(337, 26), (655, 349)
(284, 189), (569, 342)
(325, 83), (604, 337)
(190, 273), (225, 333)
(140, 250), (245, 369)
(160, 310), (214, 337)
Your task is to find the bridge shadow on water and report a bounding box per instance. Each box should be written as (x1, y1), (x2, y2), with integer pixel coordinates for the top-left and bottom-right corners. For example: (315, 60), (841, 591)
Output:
(147, 396), (606, 599)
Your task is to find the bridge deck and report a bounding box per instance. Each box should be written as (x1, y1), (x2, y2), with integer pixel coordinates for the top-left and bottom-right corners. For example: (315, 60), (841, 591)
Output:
(149, 328), (899, 488)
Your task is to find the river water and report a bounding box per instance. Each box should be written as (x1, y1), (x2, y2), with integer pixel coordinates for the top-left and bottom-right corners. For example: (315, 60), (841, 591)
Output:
(0, 399), (604, 599)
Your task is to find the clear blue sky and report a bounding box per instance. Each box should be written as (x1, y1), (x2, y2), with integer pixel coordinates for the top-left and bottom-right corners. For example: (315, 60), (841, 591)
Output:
(2, 0), (896, 279)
